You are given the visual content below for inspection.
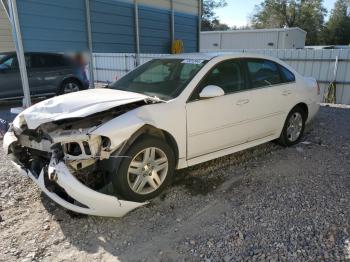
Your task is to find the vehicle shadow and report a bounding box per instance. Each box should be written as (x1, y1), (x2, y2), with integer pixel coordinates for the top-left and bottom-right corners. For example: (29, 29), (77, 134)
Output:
(39, 140), (284, 260)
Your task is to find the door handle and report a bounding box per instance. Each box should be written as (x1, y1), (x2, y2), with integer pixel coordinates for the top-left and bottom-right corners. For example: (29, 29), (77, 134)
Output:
(236, 99), (250, 106)
(282, 90), (292, 96)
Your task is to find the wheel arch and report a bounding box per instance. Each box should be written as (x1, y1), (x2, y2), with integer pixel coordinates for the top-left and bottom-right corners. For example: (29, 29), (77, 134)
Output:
(129, 125), (179, 163)
(278, 102), (308, 146)
(114, 124), (179, 169)
(279, 102), (309, 138)
(293, 102), (309, 121)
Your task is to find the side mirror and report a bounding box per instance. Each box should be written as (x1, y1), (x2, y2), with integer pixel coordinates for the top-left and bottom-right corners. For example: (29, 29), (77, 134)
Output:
(199, 85), (225, 99)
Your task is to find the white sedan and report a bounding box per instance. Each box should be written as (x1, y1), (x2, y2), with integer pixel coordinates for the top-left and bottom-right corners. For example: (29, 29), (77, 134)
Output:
(3, 53), (320, 217)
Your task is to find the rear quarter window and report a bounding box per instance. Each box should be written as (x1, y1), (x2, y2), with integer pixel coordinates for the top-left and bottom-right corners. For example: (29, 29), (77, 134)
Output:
(279, 65), (296, 83)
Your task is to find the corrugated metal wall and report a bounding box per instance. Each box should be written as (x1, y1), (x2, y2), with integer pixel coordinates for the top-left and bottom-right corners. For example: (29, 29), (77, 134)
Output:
(16, 0), (88, 52)
(138, 5), (171, 53)
(90, 0), (135, 53)
(92, 49), (350, 105)
(0, 3), (14, 52)
(175, 12), (198, 52)
(15, 0), (199, 54)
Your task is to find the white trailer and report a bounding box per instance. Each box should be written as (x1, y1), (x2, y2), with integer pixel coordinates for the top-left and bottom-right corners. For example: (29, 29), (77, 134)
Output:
(200, 28), (306, 51)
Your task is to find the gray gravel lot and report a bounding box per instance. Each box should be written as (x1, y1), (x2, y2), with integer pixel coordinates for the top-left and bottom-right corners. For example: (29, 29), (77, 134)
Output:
(0, 105), (349, 262)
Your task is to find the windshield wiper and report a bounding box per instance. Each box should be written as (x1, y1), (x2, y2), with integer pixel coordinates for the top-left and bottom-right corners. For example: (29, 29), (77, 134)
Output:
(145, 96), (167, 103)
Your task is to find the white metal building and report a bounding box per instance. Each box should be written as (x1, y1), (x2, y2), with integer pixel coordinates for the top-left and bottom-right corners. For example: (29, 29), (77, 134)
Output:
(0, 3), (13, 52)
(200, 28), (307, 51)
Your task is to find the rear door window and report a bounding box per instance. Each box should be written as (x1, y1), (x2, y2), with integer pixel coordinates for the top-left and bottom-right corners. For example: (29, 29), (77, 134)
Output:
(45, 55), (67, 67)
(31, 54), (66, 68)
(246, 59), (282, 88)
(31, 55), (46, 68)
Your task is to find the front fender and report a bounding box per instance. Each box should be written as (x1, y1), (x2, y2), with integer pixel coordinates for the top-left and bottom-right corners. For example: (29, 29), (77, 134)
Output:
(90, 110), (147, 149)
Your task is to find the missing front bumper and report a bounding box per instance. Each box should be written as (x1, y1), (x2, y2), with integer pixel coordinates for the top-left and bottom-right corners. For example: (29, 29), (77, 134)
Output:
(4, 128), (146, 217)
(9, 156), (146, 218)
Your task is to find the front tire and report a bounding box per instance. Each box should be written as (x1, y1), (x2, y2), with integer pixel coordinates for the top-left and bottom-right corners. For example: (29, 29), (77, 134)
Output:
(278, 106), (306, 146)
(113, 136), (175, 202)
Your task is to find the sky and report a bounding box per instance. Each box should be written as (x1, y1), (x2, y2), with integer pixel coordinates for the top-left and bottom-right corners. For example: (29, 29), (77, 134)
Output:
(216, 0), (337, 28)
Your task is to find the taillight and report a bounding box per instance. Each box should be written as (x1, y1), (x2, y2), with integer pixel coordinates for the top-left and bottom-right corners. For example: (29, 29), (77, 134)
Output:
(316, 82), (320, 95)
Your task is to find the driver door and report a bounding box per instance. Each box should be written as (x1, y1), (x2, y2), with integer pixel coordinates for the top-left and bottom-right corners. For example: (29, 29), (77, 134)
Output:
(186, 59), (252, 159)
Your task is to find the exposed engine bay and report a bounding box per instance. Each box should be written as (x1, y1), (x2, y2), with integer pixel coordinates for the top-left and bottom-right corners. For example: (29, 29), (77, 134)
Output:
(9, 101), (147, 193)
(3, 88), (169, 217)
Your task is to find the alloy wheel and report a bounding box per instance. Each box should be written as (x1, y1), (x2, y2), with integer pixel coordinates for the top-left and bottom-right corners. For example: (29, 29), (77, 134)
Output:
(287, 112), (303, 142)
(127, 147), (169, 195)
(63, 82), (80, 93)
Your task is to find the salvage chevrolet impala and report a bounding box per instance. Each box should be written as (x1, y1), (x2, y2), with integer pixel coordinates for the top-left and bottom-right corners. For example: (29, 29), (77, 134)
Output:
(3, 53), (320, 217)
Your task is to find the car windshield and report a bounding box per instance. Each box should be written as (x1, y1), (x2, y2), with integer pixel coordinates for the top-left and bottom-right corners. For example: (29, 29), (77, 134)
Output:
(110, 59), (207, 100)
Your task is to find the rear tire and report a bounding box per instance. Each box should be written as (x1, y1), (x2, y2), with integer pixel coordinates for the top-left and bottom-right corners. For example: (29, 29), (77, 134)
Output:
(58, 79), (82, 95)
(278, 106), (306, 147)
(113, 136), (175, 202)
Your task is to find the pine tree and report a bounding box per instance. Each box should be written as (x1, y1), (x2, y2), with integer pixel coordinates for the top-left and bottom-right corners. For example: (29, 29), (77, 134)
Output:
(201, 0), (229, 31)
(326, 0), (350, 45)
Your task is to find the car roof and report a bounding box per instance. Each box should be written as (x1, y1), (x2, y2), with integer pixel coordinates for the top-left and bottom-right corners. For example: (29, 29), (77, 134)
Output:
(0, 52), (14, 56)
(0, 52), (64, 56)
(163, 52), (280, 61)
(163, 53), (222, 60)
(162, 52), (297, 75)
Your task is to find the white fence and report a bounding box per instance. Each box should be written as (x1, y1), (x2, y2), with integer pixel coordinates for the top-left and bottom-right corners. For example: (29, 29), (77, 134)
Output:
(92, 53), (167, 84)
(92, 49), (350, 104)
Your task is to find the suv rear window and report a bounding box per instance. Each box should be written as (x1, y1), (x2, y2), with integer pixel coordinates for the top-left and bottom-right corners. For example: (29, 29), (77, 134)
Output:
(31, 54), (68, 68)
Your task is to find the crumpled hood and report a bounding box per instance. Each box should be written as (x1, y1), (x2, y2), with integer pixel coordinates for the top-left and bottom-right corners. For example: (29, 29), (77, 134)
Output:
(20, 89), (149, 129)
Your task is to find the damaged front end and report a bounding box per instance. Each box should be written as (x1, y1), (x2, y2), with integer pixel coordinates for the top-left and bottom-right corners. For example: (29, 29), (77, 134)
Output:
(3, 102), (148, 217)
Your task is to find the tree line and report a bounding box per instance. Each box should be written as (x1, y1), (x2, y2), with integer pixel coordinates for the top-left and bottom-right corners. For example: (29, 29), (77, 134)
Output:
(202, 0), (350, 46)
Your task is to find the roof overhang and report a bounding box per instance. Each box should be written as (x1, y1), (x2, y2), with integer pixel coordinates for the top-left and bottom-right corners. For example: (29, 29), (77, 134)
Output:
(201, 27), (307, 35)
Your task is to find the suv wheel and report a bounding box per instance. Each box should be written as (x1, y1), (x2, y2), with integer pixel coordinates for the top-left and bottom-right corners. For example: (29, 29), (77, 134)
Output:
(113, 136), (175, 202)
(59, 79), (82, 94)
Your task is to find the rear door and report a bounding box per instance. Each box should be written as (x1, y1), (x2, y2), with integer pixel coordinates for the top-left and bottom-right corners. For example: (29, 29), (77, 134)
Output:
(241, 58), (297, 139)
(29, 54), (69, 95)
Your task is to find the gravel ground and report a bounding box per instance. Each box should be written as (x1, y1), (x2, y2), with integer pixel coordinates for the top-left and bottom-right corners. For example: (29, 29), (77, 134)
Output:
(0, 105), (349, 262)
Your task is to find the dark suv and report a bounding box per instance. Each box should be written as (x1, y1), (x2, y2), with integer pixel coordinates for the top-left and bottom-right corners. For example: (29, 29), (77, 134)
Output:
(0, 52), (89, 100)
